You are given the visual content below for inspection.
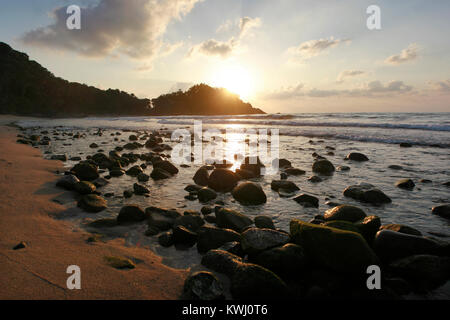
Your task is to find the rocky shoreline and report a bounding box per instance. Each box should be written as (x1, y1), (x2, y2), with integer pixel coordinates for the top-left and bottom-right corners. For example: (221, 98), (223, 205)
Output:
(14, 124), (450, 300)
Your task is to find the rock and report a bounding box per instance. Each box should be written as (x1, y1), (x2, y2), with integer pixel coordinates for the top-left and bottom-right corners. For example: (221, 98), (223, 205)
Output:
(240, 156), (265, 176)
(373, 230), (441, 262)
(193, 167), (209, 186)
(185, 184), (202, 193)
(254, 216), (275, 229)
(145, 226), (160, 236)
(395, 178), (415, 190)
(87, 218), (117, 228)
(117, 205), (146, 225)
(284, 168), (306, 176)
(110, 169), (125, 177)
(270, 180), (299, 192)
(123, 190), (133, 198)
(197, 187), (217, 202)
(324, 205), (366, 222)
(208, 169), (238, 192)
(158, 231), (174, 247)
(308, 175), (322, 183)
(388, 165), (403, 170)
(201, 206), (213, 215)
(241, 228), (290, 255)
(419, 179), (432, 183)
(218, 241), (245, 257)
(230, 263), (289, 300)
(92, 177), (109, 188)
(154, 160), (178, 175)
(71, 162), (99, 181)
(290, 219), (379, 274)
(293, 194), (319, 208)
(129, 134), (138, 141)
(312, 159), (335, 175)
(172, 226), (198, 247)
(183, 271), (224, 300)
(343, 183), (391, 205)
(51, 154), (67, 161)
(336, 166), (350, 171)
(231, 182), (267, 205)
(389, 255), (450, 290)
(133, 183), (150, 195)
(278, 159), (292, 168)
(13, 241), (27, 250)
(196, 225), (241, 253)
(147, 207), (182, 230)
(56, 174), (80, 190)
(74, 181), (96, 195)
(253, 243), (308, 280)
(126, 165), (143, 177)
(379, 224), (422, 236)
(400, 142), (412, 148)
(89, 143), (98, 148)
(201, 250), (243, 276)
(323, 220), (361, 234)
(150, 167), (171, 180)
(77, 194), (107, 213)
(431, 204), (450, 219)
(345, 152), (369, 162)
(104, 256), (135, 269)
(355, 215), (381, 244)
(137, 172), (149, 182)
(443, 181), (450, 187)
(216, 208), (253, 232)
(173, 214), (204, 232)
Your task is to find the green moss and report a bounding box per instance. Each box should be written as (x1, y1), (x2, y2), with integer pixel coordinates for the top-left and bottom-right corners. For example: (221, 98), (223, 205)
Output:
(324, 220), (361, 234)
(104, 256), (135, 269)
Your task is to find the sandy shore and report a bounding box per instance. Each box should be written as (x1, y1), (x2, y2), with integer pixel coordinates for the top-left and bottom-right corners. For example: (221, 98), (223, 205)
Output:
(0, 123), (187, 299)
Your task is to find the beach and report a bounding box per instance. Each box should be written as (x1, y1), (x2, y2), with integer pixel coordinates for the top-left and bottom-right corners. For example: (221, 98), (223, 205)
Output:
(1, 113), (449, 300)
(0, 118), (186, 300)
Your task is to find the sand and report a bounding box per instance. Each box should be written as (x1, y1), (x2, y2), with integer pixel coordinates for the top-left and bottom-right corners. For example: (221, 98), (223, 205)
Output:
(0, 122), (187, 299)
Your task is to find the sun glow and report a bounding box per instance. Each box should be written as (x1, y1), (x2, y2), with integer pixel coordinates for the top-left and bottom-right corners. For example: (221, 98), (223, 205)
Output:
(212, 65), (254, 101)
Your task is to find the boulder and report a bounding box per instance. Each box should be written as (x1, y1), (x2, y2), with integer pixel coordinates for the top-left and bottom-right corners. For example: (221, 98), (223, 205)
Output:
(173, 214), (204, 232)
(193, 167), (210, 186)
(284, 168), (306, 176)
(253, 243), (308, 280)
(71, 162), (99, 181)
(208, 169), (238, 192)
(343, 183), (391, 205)
(158, 231), (174, 247)
(231, 182), (267, 205)
(270, 180), (299, 192)
(277, 158), (292, 168)
(241, 228), (290, 255)
(308, 175), (322, 183)
(77, 194), (107, 213)
(201, 250), (243, 276)
(183, 271), (224, 300)
(293, 194), (319, 208)
(230, 263), (289, 300)
(197, 225), (241, 253)
(254, 216), (275, 229)
(379, 224), (422, 236)
(324, 205), (366, 223)
(133, 183), (149, 195)
(395, 179), (415, 190)
(74, 181), (96, 195)
(56, 174), (80, 190)
(432, 204), (450, 219)
(147, 207), (182, 230)
(172, 226), (198, 247)
(126, 165), (143, 176)
(312, 159), (335, 175)
(92, 177), (109, 188)
(154, 160), (178, 175)
(290, 219), (379, 274)
(216, 208), (253, 232)
(373, 230), (441, 262)
(197, 187), (217, 202)
(117, 205), (146, 224)
(240, 156), (265, 176)
(323, 220), (361, 234)
(150, 167), (171, 180)
(355, 215), (381, 244)
(345, 152), (369, 162)
(218, 242), (245, 257)
(137, 172), (150, 182)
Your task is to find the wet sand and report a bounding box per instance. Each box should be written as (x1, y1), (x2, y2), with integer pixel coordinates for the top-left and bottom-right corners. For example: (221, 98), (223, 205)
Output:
(0, 122), (187, 299)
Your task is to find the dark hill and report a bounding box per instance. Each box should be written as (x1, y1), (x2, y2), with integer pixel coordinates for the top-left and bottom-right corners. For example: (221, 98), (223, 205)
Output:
(0, 42), (265, 117)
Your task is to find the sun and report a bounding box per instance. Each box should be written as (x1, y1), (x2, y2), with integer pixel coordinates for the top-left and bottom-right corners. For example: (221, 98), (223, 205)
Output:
(212, 65), (254, 101)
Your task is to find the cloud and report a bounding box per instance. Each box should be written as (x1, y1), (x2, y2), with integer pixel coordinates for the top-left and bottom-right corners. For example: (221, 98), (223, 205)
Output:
(216, 20), (233, 33)
(385, 43), (419, 65)
(337, 70), (366, 83)
(428, 79), (450, 92)
(263, 80), (413, 100)
(21, 0), (201, 60)
(189, 16), (261, 59)
(287, 37), (351, 62)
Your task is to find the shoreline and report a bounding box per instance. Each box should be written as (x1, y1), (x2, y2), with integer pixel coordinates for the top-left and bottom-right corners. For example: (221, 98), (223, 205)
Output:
(0, 122), (187, 300)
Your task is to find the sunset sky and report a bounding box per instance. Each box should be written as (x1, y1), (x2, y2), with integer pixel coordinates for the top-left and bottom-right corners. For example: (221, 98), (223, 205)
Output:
(1, 0), (450, 113)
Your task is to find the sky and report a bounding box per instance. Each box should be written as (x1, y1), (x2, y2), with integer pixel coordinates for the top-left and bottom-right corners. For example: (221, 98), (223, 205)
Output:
(1, 0), (450, 113)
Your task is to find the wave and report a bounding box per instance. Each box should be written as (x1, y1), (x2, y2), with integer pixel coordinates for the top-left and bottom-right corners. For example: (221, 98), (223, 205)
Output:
(156, 118), (450, 132)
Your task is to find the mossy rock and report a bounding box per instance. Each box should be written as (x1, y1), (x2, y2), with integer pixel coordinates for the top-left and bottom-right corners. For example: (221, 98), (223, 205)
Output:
(290, 219), (379, 274)
(104, 256), (135, 269)
(323, 220), (361, 234)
